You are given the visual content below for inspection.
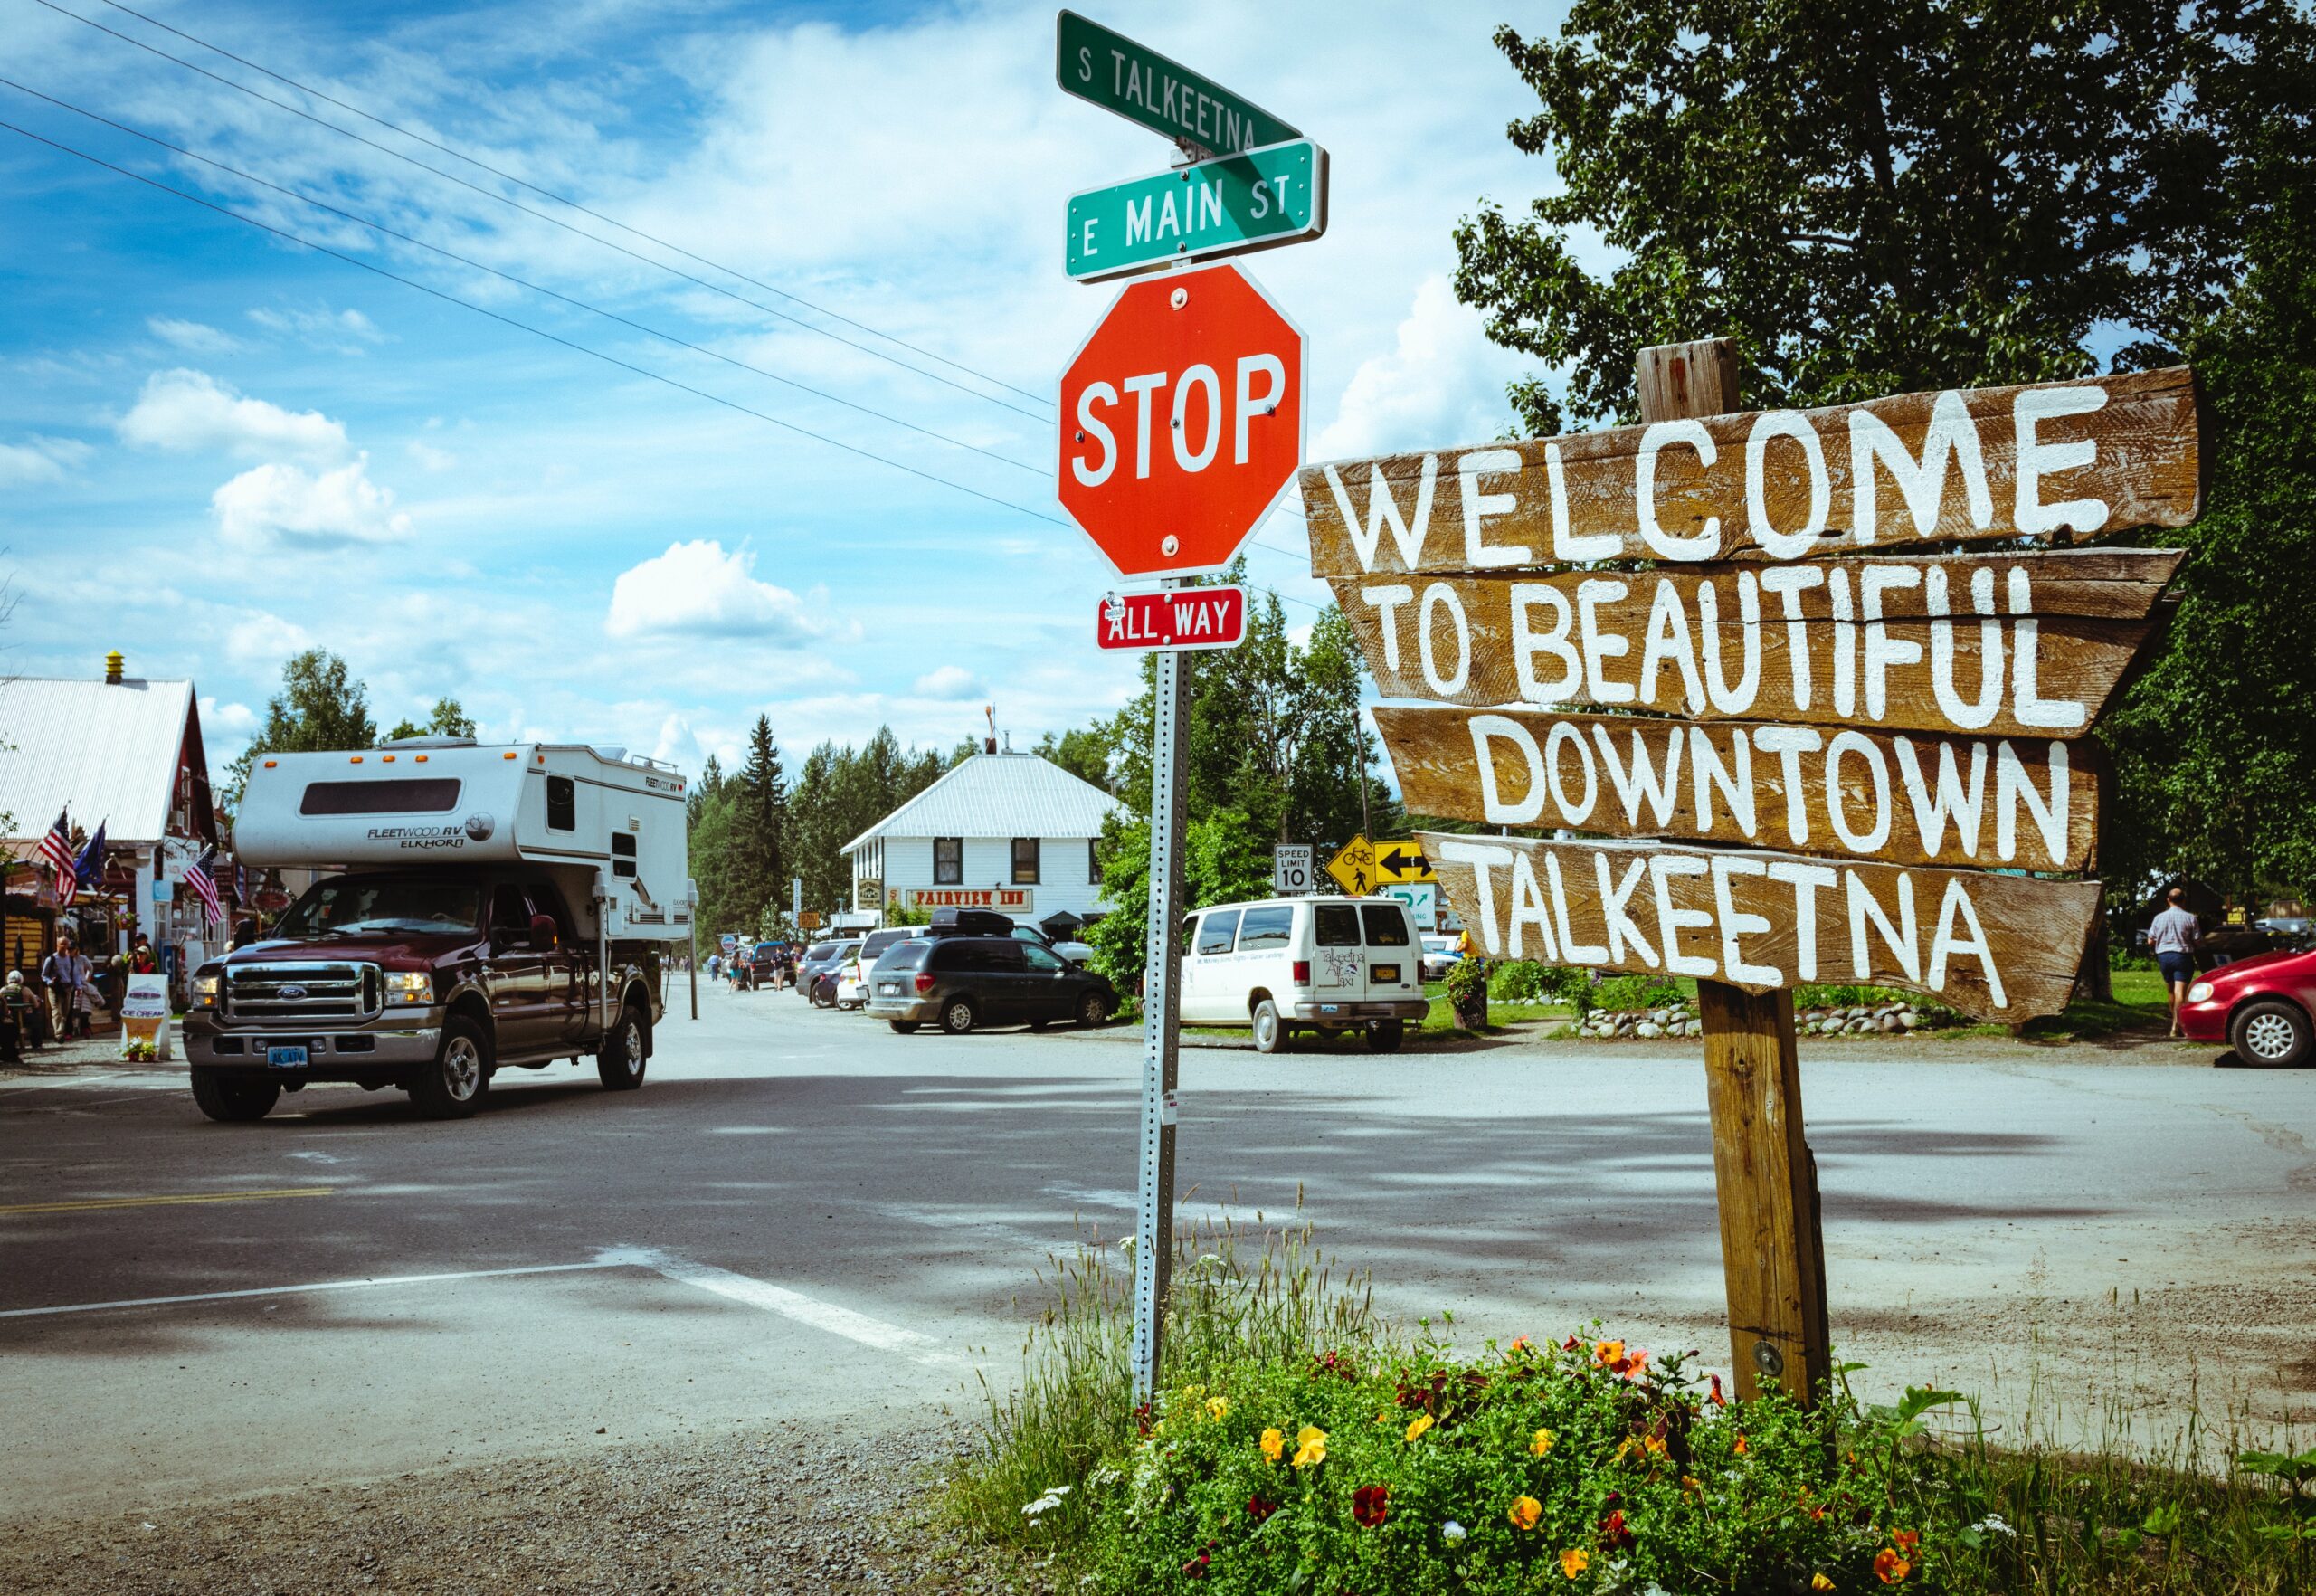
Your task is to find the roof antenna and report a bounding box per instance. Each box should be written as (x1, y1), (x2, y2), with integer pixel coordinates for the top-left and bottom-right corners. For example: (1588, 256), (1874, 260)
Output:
(983, 704), (997, 756)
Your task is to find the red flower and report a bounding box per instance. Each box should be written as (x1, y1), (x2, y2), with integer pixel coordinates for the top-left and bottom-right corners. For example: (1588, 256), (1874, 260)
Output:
(1708, 1373), (1726, 1407)
(1599, 1508), (1634, 1551)
(1352, 1484), (1391, 1527)
(1182, 1552), (1210, 1581)
(1134, 1401), (1153, 1438)
(1247, 1495), (1278, 1524)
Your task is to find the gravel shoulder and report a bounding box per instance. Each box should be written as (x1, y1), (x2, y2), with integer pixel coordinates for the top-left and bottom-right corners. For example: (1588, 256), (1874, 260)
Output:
(0, 1420), (1039, 1596)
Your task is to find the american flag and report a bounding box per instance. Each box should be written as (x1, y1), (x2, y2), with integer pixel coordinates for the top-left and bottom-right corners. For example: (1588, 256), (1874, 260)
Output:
(185, 846), (223, 927)
(35, 811), (76, 907)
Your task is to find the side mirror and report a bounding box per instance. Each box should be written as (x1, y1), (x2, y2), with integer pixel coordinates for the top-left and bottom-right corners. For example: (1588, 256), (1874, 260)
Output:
(527, 913), (558, 950)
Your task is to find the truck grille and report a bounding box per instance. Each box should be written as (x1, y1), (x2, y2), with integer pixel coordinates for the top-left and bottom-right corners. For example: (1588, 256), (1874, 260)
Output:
(225, 962), (380, 1021)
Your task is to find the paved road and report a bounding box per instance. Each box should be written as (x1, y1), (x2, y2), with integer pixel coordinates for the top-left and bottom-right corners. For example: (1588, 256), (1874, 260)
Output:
(5, 988), (2311, 1516)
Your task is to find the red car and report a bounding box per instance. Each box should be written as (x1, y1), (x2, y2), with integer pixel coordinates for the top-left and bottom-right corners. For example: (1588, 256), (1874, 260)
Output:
(2176, 948), (2316, 1066)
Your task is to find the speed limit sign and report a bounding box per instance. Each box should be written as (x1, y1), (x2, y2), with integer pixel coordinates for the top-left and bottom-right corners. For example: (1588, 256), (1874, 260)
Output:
(1272, 843), (1314, 896)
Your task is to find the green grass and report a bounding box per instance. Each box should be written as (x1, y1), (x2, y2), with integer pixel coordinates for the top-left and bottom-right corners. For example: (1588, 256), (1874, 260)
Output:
(944, 1229), (2316, 1594)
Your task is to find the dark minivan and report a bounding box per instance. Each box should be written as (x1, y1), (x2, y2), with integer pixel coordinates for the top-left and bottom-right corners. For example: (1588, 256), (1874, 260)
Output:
(863, 935), (1114, 1035)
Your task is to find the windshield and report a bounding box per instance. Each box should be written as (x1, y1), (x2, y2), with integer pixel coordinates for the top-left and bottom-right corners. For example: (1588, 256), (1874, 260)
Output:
(276, 876), (485, 938)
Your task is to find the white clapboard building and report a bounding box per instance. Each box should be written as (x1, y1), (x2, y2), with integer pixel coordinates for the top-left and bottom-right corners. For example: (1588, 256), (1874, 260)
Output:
(842, 751), (1125, 934)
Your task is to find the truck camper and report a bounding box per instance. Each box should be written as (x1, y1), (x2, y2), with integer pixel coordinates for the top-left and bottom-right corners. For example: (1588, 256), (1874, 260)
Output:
(186, 738), (691, 1122)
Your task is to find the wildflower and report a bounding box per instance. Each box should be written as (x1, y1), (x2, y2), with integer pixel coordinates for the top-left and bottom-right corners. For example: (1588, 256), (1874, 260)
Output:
(1812, 1577), (1836, 1591)
(1707, 1373), (1726, 1406)
(1441, 1520), (1467, 1546)
(1246, 1495), (1277, 1524)
(1405, 1414), (1434, 1443)
(1292, 1425), (1327, 1469)
(1560, 1547), (1590, 1579)
(1732, 1433), (1749, 1456)
(1971, 1515), (2014, 1537)
(1508, 1336), (1533, 1354)
(1353, 1484), (1391, 1527)
(1258, 1428), (1284, 1462)
(1206, 1396), (1229, 1421)
(1593, 1339), (1625, 1367)
(1874, 1549), (1912, 1584)
(1021, 1485), (1071, 1519)
(1508, 1496), (1542, 1532)
(1891, 1531), (1920, 1556)
(1599, 1507), (1633, 1551)
(1681, 1475), (1704, 1495)
(1531, 1428), (1556, 1457)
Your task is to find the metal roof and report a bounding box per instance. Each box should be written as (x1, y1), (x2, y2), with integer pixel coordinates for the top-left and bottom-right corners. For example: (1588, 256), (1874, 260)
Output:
(0, 677), (198, 846)
(842, 753), (1125, 853)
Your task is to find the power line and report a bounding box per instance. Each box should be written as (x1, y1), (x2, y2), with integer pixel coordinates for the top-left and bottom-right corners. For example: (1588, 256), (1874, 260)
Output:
(0, 77), (1049, 480)
(0, 118), (1076, 527)
(31, 0), (1053, 422)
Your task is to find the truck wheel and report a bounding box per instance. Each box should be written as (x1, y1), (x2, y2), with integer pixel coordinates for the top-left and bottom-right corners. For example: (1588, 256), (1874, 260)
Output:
(1252, 998), (1291, 1054)
(1366, 1019), (1407, 1054)
(190, 1069), (279, 1123)
(411, 1015), (490, 1119)
(940, 996), (978, 1036)
(2230, 1000), (2311, 1067)
(597, 1002), (649, 1091)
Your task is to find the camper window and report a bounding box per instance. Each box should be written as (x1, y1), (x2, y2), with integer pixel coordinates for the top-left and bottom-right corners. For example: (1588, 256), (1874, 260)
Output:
(611, 832), (638, 878)
(299, 778), (461, 816)
(547, 775), (576, 831)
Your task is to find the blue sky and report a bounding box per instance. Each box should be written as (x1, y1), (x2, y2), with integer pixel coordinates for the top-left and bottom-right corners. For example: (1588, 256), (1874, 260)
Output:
(0, 0), (1572, 778)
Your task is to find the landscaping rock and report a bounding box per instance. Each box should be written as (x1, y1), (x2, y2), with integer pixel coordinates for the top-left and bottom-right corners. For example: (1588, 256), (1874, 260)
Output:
(1636, 1021), (1663, 1039)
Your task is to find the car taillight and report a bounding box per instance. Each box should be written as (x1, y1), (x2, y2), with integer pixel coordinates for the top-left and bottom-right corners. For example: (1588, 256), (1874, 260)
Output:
(1293, 960), (1310, 983)
(915, 972), (935, 994)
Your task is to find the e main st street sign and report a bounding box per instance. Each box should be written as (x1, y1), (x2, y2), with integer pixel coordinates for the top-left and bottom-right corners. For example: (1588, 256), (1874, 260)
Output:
(1309, 337), (2206, 1405)
(1066, 139), (1327, 282)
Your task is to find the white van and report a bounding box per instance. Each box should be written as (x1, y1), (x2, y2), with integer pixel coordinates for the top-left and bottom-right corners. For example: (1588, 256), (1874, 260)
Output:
(1179, 896), (1428, 1053)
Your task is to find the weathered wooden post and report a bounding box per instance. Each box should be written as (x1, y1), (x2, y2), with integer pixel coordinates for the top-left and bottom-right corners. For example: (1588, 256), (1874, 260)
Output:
(1635, 338), (1830, 1404)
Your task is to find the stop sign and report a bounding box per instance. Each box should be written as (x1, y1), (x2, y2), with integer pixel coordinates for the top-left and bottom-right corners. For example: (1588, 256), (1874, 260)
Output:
(1057, 261), (1305, 580)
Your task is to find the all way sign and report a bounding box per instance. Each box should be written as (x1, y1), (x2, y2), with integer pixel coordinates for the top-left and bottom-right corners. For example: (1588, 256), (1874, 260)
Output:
(1098, 585), (1248, 652)
(1067, 139), (1327, 281)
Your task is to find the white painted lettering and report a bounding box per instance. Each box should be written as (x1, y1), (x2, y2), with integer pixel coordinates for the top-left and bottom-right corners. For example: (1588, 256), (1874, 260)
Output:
(1688, 726), (1758, 839)
(1995, 738), (2070, 864)
(1543, 719), (1598, 825)
(1548, 441), (1618, 561)
(1860, 565), (1924, 718)
(1826, 729), (1894, 854)
(1745, 410), (1830, 558)
(1418, 582), (1472, 695)
(1652, 854), (1714, 976)
(2013, 385), (2111, 534)
(1071, 381), (1117, 487)
(1457, 448), (1531, 567)
(1753, 726), (1823, 845)
(1848, 392), (1993, 544)
(1638, 578), (1708, 713)
(1469, 715), (1545, 825)
(1760, 565), (1824, 710)
(1696, 572), (1763, 714)
(1636, 420), (1723, 559)
(1172, 363), (1220, 472)
(1234, 354), (1284, 466)
(1437, 841), (1512, 955)
(1894, 736), (1988, 860)
(1846, 869), (1921, 982)
(1576, 578), (1635, 704)
(1122, 371), (1165, 480)
(1769, 860), (1838, 981)
(1362, 584), (1414, 673)
(1592, 723), (1683, 828)
(1713, 855), (1781, 984)
(1510, 584), (1581, 700)
(1927, 877), (2006, 1007)
(1597, 852), (1660, 966)
(1507, 852), (1560, 961)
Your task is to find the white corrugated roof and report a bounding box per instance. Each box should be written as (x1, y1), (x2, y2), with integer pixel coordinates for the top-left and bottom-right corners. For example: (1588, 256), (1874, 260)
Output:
(842, 753), (1125, 853)
(0, 677), (196, 845)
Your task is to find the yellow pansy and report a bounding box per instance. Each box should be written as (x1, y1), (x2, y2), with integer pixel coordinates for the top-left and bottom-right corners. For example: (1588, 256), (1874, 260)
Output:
(1812, 1576), (1837, 1591)
(1206, 1396), (1229, 1421)
(1258, 1428), (1284, 1462)
(1291, 1425), (1327, 1468)
(1507, 1495), (1542, 1532)
(1405, 1414), (1434, 1443)
(1530, 1428), (1555, 1458)
(1560, 1547), (1590, 1578)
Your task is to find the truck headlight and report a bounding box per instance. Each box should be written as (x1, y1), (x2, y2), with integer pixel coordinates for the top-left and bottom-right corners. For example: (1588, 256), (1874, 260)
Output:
(384, 971), (434, 1006)
(2186, 981), (2214, 1004)
(192, 973), (221, 1010)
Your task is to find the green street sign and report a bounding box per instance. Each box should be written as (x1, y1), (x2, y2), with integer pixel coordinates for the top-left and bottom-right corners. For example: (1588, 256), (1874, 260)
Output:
(1055, 10), (1298, 157)
(1067, 139), (1327, 281)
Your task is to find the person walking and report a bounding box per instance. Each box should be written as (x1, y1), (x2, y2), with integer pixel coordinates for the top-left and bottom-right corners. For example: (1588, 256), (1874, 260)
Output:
(40, 935), (92, 1040)
(2149, 887), (2202, 1039)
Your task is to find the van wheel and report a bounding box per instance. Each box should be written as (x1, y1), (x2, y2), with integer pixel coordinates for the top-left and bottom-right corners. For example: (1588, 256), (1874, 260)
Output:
(1366, 1019), (1407, 1054)
(1252, 998), (1291, 1054)
(888, 1020), (920, 1035)
(940, 997), (978, 1036)
(2231, 1001), (2311, 1067)
(412, 1015), (490, 1119)
(1076, 993), (1109, 1029)
(597, 1002), (648, 1091)
(190, 1069), (279, 1123)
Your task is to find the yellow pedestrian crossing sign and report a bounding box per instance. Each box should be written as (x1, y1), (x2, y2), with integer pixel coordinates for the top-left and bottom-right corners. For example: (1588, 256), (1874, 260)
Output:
(1325, 834), (1377, 896)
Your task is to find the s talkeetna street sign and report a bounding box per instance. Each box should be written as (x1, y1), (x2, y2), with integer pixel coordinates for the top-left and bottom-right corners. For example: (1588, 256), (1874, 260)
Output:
(1067, 139), (1327, 282)
(1056, 10), (1297, 157)
(1058, 260), (1305, 580)
(1098, 585), (1248, 652)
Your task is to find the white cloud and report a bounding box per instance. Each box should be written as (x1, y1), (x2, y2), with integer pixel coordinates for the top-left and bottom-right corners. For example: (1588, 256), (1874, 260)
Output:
(1315, 274), (1526, 461)
(248, 304), (388, 354)
(224, 612), (316, 668)
(604, 539), (827, 642)
(147, 317), (242, 354)
(913, 664), (986, 700)
(116, 369), (349, 463)
(0, 436), (93, 487)
(406, 439), (458, 471)
(199, 695), (258, 734)
(211, 454), (413, 549)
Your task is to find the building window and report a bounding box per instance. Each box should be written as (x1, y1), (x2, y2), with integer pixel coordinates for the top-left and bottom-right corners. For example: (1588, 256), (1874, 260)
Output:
(1011, 837), (1040, 885)
(1087, 838), (1102, 887)
(934, 837), (963, 885)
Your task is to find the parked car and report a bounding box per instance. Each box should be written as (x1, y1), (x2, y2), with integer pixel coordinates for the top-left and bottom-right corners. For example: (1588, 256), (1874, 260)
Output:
(2253, 917), (2314, 948)
(806, 940), (861, 1007)
(2177, 947), (2316, 1066)
(1419, 933), (1462, 982)
(864, 935), (1115, 1035)
(836, 926), (925, 1008)
(745, 940), (788, 987)
(924, 905), (1095, 965)
(1179, 896), (1427, 1054)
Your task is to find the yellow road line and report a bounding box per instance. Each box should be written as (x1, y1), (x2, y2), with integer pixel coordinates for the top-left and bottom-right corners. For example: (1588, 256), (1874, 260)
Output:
(0, 1186), (335, 1216)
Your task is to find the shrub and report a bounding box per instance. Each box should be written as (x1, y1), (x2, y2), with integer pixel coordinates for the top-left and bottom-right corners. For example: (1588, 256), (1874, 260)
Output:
(1487, 960), (1547, 1002)
(1590, 974), (1688, 1013)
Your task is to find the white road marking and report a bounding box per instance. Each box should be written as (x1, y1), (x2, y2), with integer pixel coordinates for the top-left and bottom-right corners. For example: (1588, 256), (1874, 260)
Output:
(603, 1245), (960, 1366)
(0, 1259), (622, 1319)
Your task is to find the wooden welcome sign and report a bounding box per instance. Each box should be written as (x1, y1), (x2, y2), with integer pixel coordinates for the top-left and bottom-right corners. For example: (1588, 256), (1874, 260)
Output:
(1302, 340), (2199, 1403)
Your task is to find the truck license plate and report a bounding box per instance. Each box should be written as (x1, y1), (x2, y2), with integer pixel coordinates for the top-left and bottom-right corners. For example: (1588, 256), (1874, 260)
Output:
(267, 1044), (309, 1068)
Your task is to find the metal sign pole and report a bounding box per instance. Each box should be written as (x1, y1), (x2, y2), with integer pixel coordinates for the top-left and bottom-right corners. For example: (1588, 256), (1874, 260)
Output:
(1132, 581), (1189, 1403)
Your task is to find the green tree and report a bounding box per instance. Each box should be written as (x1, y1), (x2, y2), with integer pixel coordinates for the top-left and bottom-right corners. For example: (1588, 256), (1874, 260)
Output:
(225, 649), (377, 805)
(1453, 0), (2301, 434)
(1033, 727), (1113, 792)
(385, 697), (477, 743)
(718, 716), (787, 932)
